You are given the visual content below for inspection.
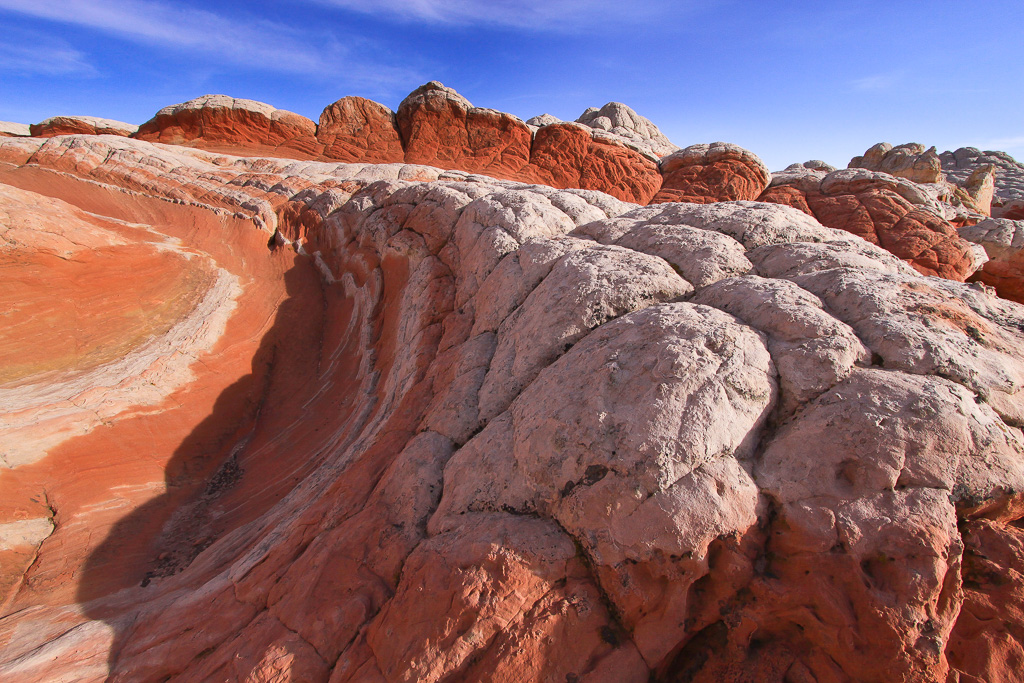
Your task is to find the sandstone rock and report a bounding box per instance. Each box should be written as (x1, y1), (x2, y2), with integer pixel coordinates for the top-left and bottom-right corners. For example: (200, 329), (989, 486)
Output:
(135, 94), (321, 158)
(575, 102), (679, 159)
(849, 142), (944, 184)
(963, 218), (1024, 303)
(525, 113), (560, 127)
(651, 142), (770, 205)
(784, 159), (836, 172)
(0, 121), (30, 137)
(940, 147), (1024, 213)
(528, 121), (663, 203)
(759, 167), (977, 280)
(316, 96), (404, 164)
(397, 81), (533, 179)
(29, 116), (137, 138)
(964, 164), (996, 215)
(4, 131), (1024, 683)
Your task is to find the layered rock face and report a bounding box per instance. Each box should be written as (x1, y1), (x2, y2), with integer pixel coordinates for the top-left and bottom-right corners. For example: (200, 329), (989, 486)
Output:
(0, 121), (31, 137)
(134, 94), (322, 158)
(3, 129), (1024, 683)
(29, 116), (137, 138)
(316, 96), (405, 164)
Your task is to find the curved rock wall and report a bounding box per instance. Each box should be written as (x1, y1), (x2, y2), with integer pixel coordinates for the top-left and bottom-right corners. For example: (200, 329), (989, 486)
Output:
(3, 134), (1024, 682)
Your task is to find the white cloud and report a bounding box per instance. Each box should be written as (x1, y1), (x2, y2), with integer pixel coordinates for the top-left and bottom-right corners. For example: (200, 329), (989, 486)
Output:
(0, 30), (96, 76)
(0, 0), (418, 87)
(314, 0), (676, 29)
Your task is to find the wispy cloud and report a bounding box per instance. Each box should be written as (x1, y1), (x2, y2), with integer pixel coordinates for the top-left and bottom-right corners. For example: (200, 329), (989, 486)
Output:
(313, 0), (679, 30)
(0, 0), (419, 88)
(850, 71), (905, 92)
(0, 28), (96, 76)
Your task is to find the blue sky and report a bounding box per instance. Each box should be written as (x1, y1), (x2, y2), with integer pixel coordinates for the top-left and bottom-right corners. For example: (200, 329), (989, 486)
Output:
(0, 0), (1022, 171)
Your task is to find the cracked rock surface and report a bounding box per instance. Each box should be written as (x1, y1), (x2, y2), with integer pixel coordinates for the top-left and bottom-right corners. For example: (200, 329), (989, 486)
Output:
(3, 132), (1024, 683)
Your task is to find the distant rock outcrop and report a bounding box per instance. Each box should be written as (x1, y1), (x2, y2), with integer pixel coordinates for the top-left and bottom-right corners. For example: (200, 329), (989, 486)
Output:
(849, 142), (944, 184)
(759, 166), (977, 279)
(940, 147), (1024, 219)
(0, 121), (30, 137)
(529, 121), (663, 203)
(396, 81), (534, 179)
(575, 101), (679, 159)
(30, 115), (137, 138)
(134, 94), (321, 158)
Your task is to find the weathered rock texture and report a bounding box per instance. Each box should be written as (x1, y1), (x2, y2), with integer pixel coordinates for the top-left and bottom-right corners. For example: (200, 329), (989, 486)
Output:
(134, 94), (321, 158)
(758, 166), (977, 279)
(575, 102), (679, 159)
(316, 96), (404, 164)
(941, 147), (1024, 219)
(3, 114), (1024, 683)
(0, 121), (31, 137)
(29, 116), (137, 138)
(959, 217), (1024, 303)
(651, 142), (771, 205)
(849, 142), (944, 184)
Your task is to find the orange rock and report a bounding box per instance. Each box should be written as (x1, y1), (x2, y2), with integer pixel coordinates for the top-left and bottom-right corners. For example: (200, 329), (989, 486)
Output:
(7, 132), (1024, 683)
(30, 116), (137, 138)
(397, 81), (532, 179)
(650, 142), (770, 205)
(947, 514), (1024, 683)
(528, 122), (662, 203)
(135, 94), (321, 159)
(316, 96), (404, 164)
(760, 168), (977, 280)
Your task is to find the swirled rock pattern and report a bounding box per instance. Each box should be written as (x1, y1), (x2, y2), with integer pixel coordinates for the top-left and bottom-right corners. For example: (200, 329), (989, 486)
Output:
(3, 124), (1024, 683)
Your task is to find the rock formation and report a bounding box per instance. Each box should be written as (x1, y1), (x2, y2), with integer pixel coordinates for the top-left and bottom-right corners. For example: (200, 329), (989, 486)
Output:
(3, 89), (1024, 683)
(0, 121), (30, 137)
(849, 142), (944, 184)
(758, 166), (976, 279)
(575, 102), (679, 159)
(651, 142), (771, 205)
(396, 81), (534, 180)
(316, 96), (404, 164)
(940, 147), (1024, 219)
(29, 116), (137, 138)
(134, 94), (321, 158)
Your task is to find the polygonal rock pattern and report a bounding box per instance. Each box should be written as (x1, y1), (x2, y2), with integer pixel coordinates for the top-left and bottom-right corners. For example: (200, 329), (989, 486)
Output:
(651, 142), (771, 205)
(849, 142), (944, 184)
(29, 116), (138, 138)
(134, 94), (321, 158)
(316, 96), (404, 164)
(528, 121), (664, 203)
(396, 81), (533, 179)
(575, 101), (679, 159)
(759, 166), (977, 280)
(4, 127), (1024, 683)
(941, 147), (1024, 215)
